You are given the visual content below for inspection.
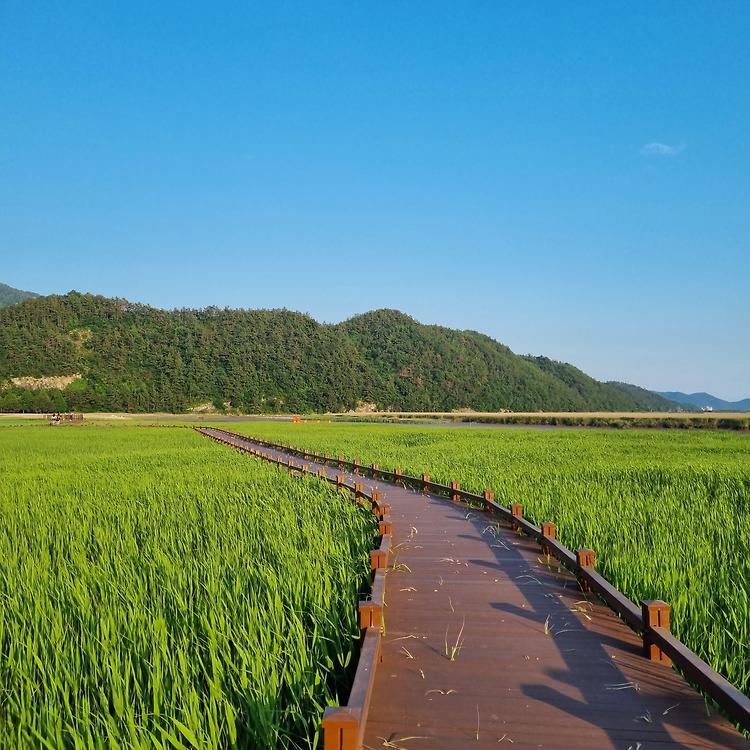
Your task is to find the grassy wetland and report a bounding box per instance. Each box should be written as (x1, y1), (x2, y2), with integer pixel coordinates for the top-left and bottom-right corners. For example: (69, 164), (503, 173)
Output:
(0, 425), (375, 749)
(231, 422), (750, 702)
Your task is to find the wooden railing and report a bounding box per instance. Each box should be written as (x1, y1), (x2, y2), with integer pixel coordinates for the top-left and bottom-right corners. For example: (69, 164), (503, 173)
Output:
(195, 428), (390, 750)
(214, 429), (750, 734)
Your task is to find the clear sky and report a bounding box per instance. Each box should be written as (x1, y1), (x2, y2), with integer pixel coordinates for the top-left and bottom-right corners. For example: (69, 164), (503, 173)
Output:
(1, 2), (748, 399)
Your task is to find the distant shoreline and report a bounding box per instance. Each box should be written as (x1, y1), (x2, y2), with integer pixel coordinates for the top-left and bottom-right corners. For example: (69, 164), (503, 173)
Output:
(3, 410), (749, 431)
(327, 411), (750, 431)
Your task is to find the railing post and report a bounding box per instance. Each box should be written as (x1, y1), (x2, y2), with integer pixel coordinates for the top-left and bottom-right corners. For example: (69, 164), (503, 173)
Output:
(510, 503), (523, 530)
(450, 481), (461, 502)
(421, 474), (430, 493)
(576, 548), (596, 592)
(483, 490), (494, 512)
(354, 459), (361, 475)
(370, 490), (383, 512)
(370, 548), (388, 571)
(338, 455), (345, 469)
(394, 467), (403, 486)
(541, 522), (556, 555)
(318, 468), (327, 479)
(336, 474), (345, 489)
(358, 600), (383, 629)
(371, 463), (379, 479)
(354, 482), (364, 502)
(324, 453), (331, 464)
(642, 600), (672, 666)
(322, 706), (361, 750)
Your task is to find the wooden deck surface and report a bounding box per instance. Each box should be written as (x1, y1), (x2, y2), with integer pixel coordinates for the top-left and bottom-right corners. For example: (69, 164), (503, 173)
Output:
(201, 429), (749, 749)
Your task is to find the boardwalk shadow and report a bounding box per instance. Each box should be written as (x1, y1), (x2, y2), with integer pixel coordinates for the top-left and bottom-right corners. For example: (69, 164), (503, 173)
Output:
(489, 601), (643, 655)
(458, 505), (704, 749)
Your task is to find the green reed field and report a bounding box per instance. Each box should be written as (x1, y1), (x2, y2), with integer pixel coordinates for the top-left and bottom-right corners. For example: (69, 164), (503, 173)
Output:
(0, 425), (375, 749)
(232, 422), (750, 701)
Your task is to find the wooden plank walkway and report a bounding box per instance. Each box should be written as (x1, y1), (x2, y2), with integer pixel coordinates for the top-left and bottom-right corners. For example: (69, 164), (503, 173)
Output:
(201, 429), (748, 750)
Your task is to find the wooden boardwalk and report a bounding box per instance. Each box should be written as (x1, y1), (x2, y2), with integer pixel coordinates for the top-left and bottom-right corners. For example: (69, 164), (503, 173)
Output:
(200, 429), (748, 750)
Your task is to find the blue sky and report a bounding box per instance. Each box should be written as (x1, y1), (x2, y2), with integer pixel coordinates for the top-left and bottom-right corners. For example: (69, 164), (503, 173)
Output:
(1, 2), (748, 399)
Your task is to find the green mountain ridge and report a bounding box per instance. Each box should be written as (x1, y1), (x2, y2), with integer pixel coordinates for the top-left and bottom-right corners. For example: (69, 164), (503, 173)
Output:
(608, 382), (690, 411)
(0, 292), (679, 413)
(0, 282), (39, 308)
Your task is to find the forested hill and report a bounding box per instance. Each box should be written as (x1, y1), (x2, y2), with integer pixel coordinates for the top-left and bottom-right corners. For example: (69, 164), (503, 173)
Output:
(0, 293), (678, 413)
(0, 282), (38, 308)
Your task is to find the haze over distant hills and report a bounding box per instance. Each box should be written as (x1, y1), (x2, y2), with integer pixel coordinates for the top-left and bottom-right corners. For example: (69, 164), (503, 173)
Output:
(0, 282), (38, 308)
(0, 288), (688, 414)
(658, 392), (750, 413)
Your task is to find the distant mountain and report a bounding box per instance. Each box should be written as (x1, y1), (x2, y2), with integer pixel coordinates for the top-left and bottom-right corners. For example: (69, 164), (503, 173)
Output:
(0, 282), (38, 308)
(658, 391), (750, 412)
(0, 293), (679, 414)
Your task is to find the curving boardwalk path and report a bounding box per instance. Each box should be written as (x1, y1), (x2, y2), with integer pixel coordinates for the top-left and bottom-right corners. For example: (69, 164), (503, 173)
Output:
(199, 428), (748, 750)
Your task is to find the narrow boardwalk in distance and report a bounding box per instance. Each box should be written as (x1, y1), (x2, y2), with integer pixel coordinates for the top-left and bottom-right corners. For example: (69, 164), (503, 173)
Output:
(199, 428), (748, 750)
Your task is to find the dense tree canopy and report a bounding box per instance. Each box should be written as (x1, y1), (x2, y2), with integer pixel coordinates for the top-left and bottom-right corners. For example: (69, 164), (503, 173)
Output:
(0, 293), (678, 413)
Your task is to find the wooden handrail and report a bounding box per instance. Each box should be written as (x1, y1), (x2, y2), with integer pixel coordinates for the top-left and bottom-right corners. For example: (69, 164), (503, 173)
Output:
(580, 567), (642, 631)
(321, 628), (381, 750)
(195, 427), (390, 749)
(650, 627), (750, 729)
(226, 430), (750, 733)
(359, 570), (386, 630)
